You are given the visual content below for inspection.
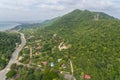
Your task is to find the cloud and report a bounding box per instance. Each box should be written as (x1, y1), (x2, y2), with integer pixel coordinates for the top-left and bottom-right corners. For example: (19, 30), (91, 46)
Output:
(39, 4), (65, 10)
(0, 0), (120, 21)
(81, 0), (113, 9)
(0, 0), (119, 11)
(0, 0), (67, 11)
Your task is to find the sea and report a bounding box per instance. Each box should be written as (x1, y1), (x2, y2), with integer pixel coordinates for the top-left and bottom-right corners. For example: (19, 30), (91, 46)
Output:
(0, 22), (19, 31)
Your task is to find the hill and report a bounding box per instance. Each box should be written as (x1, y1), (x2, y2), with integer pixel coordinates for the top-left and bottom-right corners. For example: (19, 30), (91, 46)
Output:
(7, 9), (120, 80)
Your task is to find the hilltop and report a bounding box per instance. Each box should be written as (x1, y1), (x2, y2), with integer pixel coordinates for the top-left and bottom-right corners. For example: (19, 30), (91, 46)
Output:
(12, 9), (116, 31)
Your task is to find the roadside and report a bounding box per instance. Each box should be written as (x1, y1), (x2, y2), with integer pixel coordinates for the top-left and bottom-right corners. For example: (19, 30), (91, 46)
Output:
(0, 32), (26, 80)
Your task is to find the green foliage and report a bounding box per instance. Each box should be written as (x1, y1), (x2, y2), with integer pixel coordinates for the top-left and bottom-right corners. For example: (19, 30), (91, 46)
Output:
(6, 65), (62, 80)
(41, 69), (60, 80)
(0, 32), (20, 69)
(12, 9), (120, 80)
(6, 69), (16, 78)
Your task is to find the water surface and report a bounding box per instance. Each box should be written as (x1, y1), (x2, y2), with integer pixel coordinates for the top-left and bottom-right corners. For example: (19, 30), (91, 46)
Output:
(0, 23), (19, 31)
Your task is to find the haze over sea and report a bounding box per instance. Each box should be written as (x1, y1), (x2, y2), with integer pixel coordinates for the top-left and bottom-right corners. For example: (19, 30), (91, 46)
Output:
(0, 22), (19, 31)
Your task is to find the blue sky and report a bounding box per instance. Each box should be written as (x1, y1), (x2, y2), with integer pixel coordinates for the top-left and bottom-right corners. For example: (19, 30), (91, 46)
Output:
(0, 0), (120, 21)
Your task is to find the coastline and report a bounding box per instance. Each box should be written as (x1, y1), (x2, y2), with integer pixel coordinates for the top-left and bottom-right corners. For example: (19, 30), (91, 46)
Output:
(6, 24), (22, 32)
(0, 23), (21, 32)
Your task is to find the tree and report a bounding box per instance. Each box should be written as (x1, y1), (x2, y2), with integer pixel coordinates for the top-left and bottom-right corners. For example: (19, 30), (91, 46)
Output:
(6, 70), (16, 78)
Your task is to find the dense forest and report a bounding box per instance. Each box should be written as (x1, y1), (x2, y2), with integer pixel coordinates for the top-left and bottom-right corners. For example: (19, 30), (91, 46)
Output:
(6, 9), (120, 80)
(0, 32), (21, 69)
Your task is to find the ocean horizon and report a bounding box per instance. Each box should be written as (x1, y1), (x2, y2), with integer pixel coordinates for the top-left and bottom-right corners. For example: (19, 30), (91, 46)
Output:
(0, 22), (19, 31)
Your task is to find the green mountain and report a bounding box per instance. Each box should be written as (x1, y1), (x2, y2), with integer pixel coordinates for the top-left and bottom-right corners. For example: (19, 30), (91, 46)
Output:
(14, 9), (115, 30)
(57, 10), (114, 24)
(55, 9), (115, 23)
(8, 9), (120, 80)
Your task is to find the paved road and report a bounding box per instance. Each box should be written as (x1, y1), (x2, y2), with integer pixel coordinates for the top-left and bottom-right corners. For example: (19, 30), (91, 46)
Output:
(0, 33), (26, 80)
(0, 32), (76, 80)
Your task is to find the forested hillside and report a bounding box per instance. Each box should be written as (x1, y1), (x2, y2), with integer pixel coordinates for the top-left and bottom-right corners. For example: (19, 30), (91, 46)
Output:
(7, 9), (120, 80)
(0, 32), (20, 70)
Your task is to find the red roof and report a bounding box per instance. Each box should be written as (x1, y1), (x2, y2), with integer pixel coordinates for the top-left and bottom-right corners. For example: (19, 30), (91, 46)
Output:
(41, 61), (47, 66)
(84, 74), (91, 79)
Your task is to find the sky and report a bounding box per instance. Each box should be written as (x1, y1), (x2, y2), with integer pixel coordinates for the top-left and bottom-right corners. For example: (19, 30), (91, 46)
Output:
(0, 0), (120, 21)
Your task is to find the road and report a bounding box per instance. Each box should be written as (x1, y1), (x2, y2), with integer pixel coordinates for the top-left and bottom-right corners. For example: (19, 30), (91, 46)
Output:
(0, 32), (76, 80)
(0, 32), (26, 80)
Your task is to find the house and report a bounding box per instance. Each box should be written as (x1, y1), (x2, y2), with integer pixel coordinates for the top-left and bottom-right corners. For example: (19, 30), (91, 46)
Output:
(61, 64), (66, 69)
(50, 62), (54, 67)
(58, 42), (68, 51)
(36, 46), (42, 50)
(34, 52), (39, 55)
(84, 74), (91, 79)
(37, 65), (42, 67)
(18, 56), (24, 61)
(58, 59), (62, 62)
(53, 33), (57, 37)
(24, 46), (29, 49)
(28, 35), (35, 39)
(41, 61), (47, 66)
